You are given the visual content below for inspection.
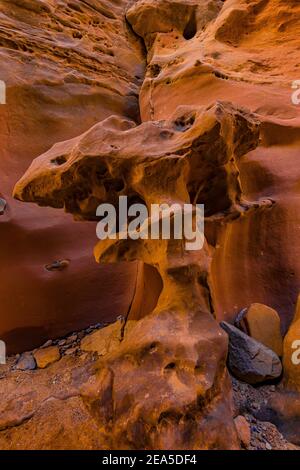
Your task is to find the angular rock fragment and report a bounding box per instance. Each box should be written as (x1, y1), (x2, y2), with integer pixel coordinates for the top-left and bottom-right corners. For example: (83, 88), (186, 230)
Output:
(34, 346), (60, 369)
(41, 340), (53, 348)
(221, 321), (282, 384)
(15, 352), (36, 371)
(64, 347), (77, 356)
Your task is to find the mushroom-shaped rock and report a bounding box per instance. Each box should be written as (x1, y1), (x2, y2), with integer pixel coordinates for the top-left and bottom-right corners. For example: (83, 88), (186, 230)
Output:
(13, 101), (261, 449)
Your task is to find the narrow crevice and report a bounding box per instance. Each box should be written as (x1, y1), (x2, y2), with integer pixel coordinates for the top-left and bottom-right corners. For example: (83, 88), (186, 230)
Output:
(183, 10), (197, 40)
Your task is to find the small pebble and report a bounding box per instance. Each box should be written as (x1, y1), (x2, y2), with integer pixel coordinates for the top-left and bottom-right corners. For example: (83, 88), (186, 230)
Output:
(66, 334), (77, 344)
(64, 347), (77, 355)
(41, 340), (52, 348)
(15, 353), (36, 371)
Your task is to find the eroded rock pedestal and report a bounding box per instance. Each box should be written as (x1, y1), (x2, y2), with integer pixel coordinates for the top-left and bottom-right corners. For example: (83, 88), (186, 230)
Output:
(13, 95), (262, 448)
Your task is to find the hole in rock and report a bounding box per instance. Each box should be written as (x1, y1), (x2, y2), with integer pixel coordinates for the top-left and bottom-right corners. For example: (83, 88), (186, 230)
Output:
(174, 115), (195, 132)
(45, 259), (70, 272)
(183, 11), (197, 40)
(73, 31), (83, 39)
(104, 178), (125, 193)
(51, 155), (67, 166)
(149, 63), (161, 78)
(165, 362), (176, 370)
(74, 185), (91, 201)
(160, 130), (174, 139)
(213, 70), (229, 80)
(67, 2), (83, 13)
(127, 193), (147, 211)
(94, 162), (108, 182)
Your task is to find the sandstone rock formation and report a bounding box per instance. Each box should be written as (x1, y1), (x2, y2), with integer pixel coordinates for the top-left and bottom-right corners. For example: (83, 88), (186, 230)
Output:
(235, 303), (283, 356)
(13, 101), (260, 216)
(14, 99), (262, 449)
(0, 0), (300, 451)
(283, 295), (300, 391)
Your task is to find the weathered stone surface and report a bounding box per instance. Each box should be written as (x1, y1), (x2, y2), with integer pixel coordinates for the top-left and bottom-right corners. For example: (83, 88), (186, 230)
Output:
(127, 0), (223, 53)
(0, 346), (234, 450)
(256, 390), (300, 446)
(283, 294), (300, 391)
(34, 346), (60, 369)
(0, 355), (107, 449)
(236, 303), (283, 356)
(221, 322), (282, 384)
(13, 101), (259, 219)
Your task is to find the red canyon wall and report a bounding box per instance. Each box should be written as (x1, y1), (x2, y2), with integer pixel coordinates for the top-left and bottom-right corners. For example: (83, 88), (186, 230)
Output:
(0, 0), (145, 353)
